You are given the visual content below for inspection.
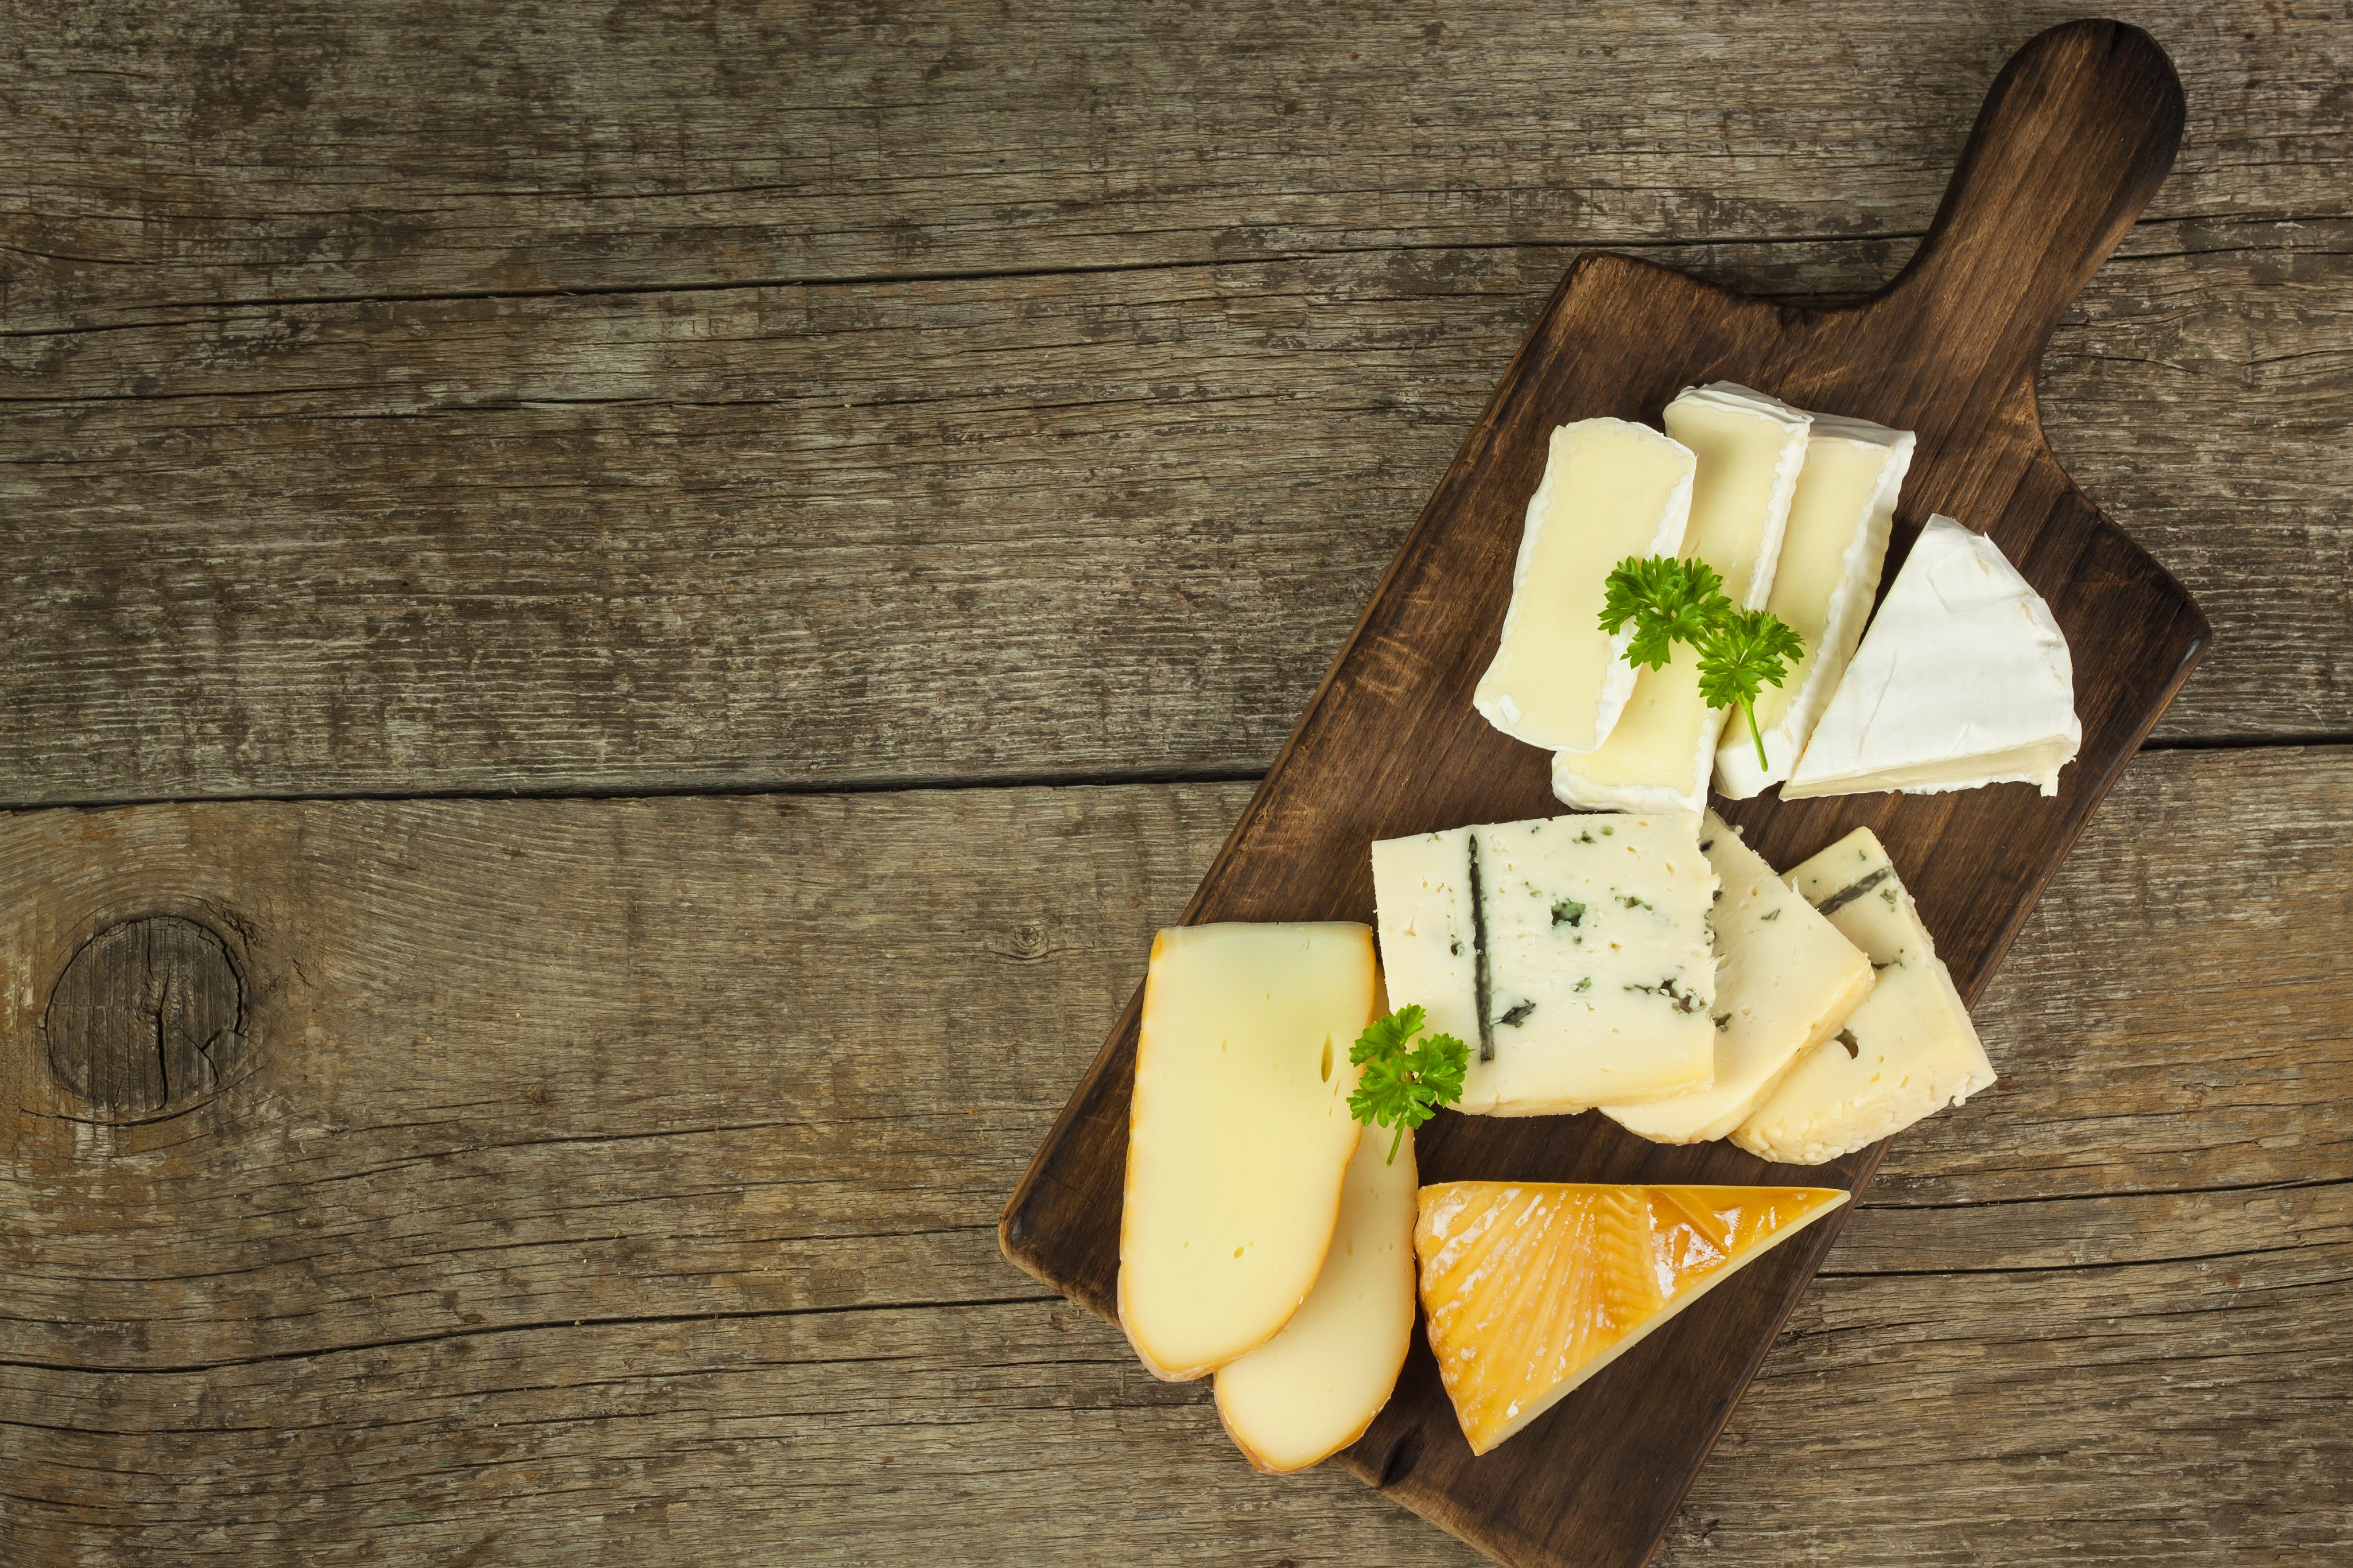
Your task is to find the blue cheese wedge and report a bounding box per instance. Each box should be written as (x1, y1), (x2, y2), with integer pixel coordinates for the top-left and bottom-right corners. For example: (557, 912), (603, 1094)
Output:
(1372, 812), (1717, 1115)
(1714, 412), (1914, 801)
(1784, 515), (2082, 799)
(1730, 829), (1995, 1165)
(1552, 384), (1811, 815)
(1603, 812), (1874, 1145)
(1474, 419), (1696, 754)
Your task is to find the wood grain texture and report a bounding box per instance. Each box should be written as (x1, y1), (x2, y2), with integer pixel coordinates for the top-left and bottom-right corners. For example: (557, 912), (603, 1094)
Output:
(0, 746), (2343, 1564)
(1005, 22), (2211, 1565)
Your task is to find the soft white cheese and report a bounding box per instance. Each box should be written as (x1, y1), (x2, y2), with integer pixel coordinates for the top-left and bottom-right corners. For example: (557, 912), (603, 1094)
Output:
(1214, 1123), (1418, 1474)
(1372, 812), (1717, 1115)
(1474, 419), (1695, 754)
(1119, 923), (1377, 1380)
(1714, 412), (1914, 800)
(1552, 384), (1811, 815)
(1730, 830), (1995, 1165)
(1783, 515), (2082, 799)
(1603, 811), (1874, 1145)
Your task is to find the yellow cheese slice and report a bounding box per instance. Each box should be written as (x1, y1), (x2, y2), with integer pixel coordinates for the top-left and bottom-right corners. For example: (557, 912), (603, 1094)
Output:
(1214, 1123), (1419, 1473)
(1414, 1181), (1849, 1455)
(1118, 922), (1377, 1382)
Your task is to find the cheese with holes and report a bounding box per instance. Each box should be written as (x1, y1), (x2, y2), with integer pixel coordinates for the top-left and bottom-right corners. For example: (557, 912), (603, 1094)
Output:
(1603, 811), (1874, 1145)
(1215, 1124), (1419, 1473)
(1119, 922), (1377, 1381)
(1554, 384), (1811, 814)
(1714, 412), (1914, 800)
(1731, 830), (1995, 1165)
(1415, 1182), (1849, 1454)
(1784, 515), (2081, 799)
(1474, 419), (1696, 753)
(1371, 812), (1717, 1115)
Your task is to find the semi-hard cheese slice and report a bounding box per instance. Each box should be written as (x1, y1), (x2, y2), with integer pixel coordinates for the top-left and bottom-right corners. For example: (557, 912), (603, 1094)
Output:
(1714, 412), (1914, 801)
(1474, 419), (1696, 754)
(1415, 1182), (1849, 1455)
(1119, 922), (1377, 1381)
(1371, 812), (1717, 1115)
(1731, 830), (1996, 1165)
(1553, 384), (1811, 814)
(1214, 1123), (1419, 1474)
(1603, 811), (1875, 1145)
(1784, 515), (2082, 799)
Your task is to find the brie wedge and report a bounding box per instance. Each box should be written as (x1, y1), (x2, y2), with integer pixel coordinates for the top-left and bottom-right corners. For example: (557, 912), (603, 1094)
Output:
(1731, 830), (1996, 1165)
(1714, 412), (1914, 800)
(1118, 923), (1377, 1381)
(1552, 384), (1811, 814)
(1214, 1123), (1419, 1474)
(1474, 419), (1696, 753)
(1784, 515), (2082, 799)
(1602, 812), (1874, 1145)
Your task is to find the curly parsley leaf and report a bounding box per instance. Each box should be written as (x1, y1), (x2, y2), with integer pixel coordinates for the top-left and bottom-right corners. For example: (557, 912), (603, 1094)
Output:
(1598, 555), (1729, 672)
(1346, 1004), (1469, 1164)
(1698, 608), (1808, 771)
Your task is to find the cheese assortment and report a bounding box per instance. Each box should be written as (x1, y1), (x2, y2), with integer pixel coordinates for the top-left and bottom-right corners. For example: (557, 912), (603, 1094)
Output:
(1117, 922), (1377, 1381)
(1370, 813), (1718, 1115)
(1414, 1182), (1849, 1454)
(1732, 829), (1997, 1165)
(1783, 515), (2082, 798)
(1473, 419), (1695, 753)
(1552, 384), (1811, 815)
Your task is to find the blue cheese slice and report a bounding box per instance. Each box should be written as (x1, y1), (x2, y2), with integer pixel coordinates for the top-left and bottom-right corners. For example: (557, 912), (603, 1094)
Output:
(1474, 419), (1696, 754)
(1730, 829), (1995, 1165)
(1714, 412), (1913, 801)
(1372, 812), (1717, 1115)
(1552, 384), (1811, 815)
(1783, 516), (2082, 799)
(1602, 812), (1874, 1145)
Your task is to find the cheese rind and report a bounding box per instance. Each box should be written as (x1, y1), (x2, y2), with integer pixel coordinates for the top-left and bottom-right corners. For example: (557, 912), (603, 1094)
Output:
(1372, 813), (1717, 1115)
(1714, 413), (1914, 800)
(1474, 419), (1696, 754)
(1783, 515), (2082, 799)
(1415, 1182), (1850, 1454)
(1554, 384), (1811, 815)
(1214, 1124), (1419, 1474)
(1603, 811), (1875, 1145)
(1730, 830), (1995, 1165)
(1119, 922), (1377, 1381)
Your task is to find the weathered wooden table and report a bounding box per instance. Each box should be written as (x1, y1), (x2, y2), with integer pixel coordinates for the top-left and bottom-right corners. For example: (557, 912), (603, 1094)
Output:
(2, 5), (2346, 1564)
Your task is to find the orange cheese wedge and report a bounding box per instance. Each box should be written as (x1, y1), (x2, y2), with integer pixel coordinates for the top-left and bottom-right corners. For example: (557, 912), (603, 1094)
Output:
(1414, 1182), (1850, 1455)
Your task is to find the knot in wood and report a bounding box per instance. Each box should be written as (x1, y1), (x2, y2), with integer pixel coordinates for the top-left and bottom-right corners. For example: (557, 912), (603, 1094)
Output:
(44, 917), (248, 1118)
(1010, 923), (1049, 959)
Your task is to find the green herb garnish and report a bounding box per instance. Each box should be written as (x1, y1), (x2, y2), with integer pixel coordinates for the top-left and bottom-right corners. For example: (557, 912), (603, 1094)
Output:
(1346, 1004), (1469, 1164)
(1600, 556), (1805, 771)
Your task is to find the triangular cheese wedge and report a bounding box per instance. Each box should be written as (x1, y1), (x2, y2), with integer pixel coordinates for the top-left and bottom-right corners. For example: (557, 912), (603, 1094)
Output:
(1783, 515), (2080, 799)
(1214, 1124), (1419, 1474)
(1414, 1182), (1849, 1455)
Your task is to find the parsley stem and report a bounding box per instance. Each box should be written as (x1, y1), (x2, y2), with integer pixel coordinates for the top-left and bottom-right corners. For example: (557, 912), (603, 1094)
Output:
(1744, 698), (1768, 771)
(1386, 1123), (1405, 1165)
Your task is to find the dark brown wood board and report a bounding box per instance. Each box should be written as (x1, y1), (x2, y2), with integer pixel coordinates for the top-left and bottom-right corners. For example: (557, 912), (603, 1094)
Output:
(1001, 19), (2207, 1568)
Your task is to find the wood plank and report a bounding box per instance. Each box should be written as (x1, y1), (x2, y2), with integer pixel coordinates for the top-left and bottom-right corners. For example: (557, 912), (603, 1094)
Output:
(2, 746), (2342, 1562)
(0, 1), (2345, 330)
(3, 218), (2343, 806)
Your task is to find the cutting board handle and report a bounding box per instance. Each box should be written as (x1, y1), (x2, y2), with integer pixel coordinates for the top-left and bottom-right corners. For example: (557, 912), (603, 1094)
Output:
(1882, 19), (2184, 407)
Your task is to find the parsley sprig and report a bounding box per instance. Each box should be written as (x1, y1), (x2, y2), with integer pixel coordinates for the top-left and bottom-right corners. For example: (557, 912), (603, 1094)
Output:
(1599, 557), (1805, 771)
(1346, 1005), (1468, 1164)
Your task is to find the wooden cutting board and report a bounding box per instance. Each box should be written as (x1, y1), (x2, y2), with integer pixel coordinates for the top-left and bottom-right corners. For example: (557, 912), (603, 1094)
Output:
(999, 20), (2208, 1568)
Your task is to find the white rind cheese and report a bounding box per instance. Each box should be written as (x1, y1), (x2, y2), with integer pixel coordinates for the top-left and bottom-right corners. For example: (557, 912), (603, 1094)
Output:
(1214, 1124), (1419, 1474)
(1474, 419), (1696, 754)
(1603, 812), (1875, 1145)
(1714, 412), (1915, 801)
(1119, 922), (1378, 1382)
(1783, 515), (2082, 799)
(1730, 830), (1995, 1165)
(1372, 812), (1717, 1115)
(1554, 384), (1811, 814)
